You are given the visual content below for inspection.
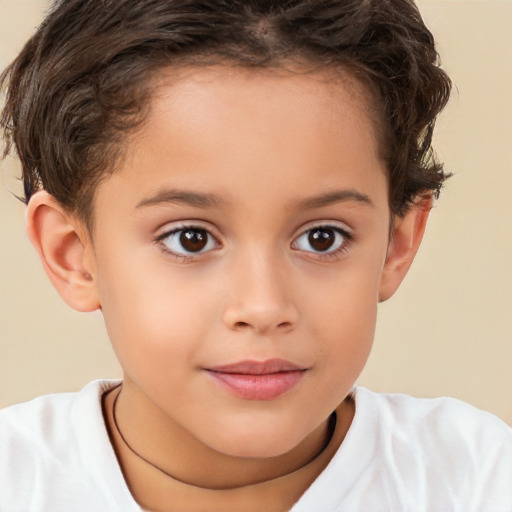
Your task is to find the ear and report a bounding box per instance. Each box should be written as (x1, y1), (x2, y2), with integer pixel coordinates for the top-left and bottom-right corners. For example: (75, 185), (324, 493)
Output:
(25, 191), (100, 312)
(378, 196), (432, 302)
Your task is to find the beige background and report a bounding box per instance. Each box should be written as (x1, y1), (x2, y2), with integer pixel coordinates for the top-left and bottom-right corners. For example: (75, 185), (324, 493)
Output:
(0, 0), (511, 423)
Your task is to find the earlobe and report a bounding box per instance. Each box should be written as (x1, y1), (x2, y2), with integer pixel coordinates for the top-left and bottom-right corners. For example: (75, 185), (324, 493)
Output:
(378, 197), (432, 302)
(25, 191), (100, 312)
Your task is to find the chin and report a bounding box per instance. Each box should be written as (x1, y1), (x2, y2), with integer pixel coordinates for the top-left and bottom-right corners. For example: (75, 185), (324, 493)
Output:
(217, 442), (298, 460)
(203, 422), (305, 459)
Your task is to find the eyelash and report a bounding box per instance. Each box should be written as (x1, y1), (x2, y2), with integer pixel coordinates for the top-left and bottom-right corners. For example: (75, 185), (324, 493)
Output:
(292, 225), (353, 261)
(155, 223), (353, 262)
(155, 224), (219, 262)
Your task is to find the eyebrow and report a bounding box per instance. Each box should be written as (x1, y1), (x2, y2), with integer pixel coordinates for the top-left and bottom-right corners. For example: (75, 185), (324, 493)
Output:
(136, 187), (373, 211)
(136, 189), (225, 209)
(296, 189), (374, 210)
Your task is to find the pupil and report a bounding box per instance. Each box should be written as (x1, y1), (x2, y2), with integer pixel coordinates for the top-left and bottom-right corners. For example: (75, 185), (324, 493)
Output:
(180, 229), (208, 252)
(308, 229), (335, 252)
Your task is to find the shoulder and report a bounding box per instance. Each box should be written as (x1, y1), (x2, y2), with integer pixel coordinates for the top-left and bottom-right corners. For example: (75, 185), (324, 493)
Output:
(0, 380), (138, 512)
(354, 386), (512, 445)
(0, 379), (118, 449)
(357, 388), (512, 508)
(293, 390), (512, 511)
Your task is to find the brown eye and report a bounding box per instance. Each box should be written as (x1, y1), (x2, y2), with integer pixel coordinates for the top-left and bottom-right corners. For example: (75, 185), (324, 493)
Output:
(180, 229), (208, 252)
(160, 227), (217, 256)
(293, 226), (348, 255)
(308, 228), (336, 252)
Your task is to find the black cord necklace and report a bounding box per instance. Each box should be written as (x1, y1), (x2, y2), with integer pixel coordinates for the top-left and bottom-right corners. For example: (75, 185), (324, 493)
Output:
(112, 388), (181, 480)
(111, 386), (338, 483)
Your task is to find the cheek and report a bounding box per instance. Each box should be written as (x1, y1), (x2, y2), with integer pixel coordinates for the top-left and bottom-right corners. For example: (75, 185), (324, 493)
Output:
(309, 286), (377, 362)
(96, 251), (217, 374)
(302, 256), (383, 368)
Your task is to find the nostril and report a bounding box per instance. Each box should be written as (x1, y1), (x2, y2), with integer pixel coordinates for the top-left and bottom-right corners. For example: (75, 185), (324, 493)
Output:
(233, 321), (292, 331)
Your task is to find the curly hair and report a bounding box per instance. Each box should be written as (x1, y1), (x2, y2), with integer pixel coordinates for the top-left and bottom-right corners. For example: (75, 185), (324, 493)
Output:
(0, 0), (451, 224)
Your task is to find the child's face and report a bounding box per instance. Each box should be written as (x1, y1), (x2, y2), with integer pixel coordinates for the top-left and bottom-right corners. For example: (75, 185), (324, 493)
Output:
(86, 67), (392, 456)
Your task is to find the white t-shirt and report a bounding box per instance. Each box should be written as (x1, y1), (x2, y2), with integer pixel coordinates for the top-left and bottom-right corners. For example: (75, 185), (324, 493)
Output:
(1, 380), (511, 512)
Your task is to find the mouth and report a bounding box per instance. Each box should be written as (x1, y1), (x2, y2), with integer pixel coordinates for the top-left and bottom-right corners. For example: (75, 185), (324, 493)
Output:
(204, 359), (308, 401)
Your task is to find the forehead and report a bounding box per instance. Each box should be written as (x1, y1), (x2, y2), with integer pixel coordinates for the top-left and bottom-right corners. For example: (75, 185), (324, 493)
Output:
(93, 65), (387, 222)
(144, 65), (379, 156)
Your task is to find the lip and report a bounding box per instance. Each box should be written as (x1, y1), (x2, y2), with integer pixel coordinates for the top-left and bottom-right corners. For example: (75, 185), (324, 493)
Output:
(205, 359), (307, 401)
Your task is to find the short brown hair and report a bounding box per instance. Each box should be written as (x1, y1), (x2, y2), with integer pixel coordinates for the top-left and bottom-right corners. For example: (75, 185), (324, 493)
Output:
(1, 0), (451, 225)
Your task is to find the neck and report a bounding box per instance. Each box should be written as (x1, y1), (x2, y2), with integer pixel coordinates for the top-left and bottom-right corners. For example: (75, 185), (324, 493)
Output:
(102, 380), (355, 511)
(108, 383), (338, 489)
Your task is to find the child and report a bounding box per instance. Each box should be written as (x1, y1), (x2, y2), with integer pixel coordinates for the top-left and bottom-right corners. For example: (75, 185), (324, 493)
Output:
(0, 0), (510, 511)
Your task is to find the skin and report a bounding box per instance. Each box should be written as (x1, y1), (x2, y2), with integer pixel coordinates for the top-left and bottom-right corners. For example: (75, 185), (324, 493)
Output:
(26, 66), (430, 510)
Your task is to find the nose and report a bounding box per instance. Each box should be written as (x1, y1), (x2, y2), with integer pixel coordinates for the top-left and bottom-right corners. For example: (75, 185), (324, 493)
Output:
(222, 251), (299, 335)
